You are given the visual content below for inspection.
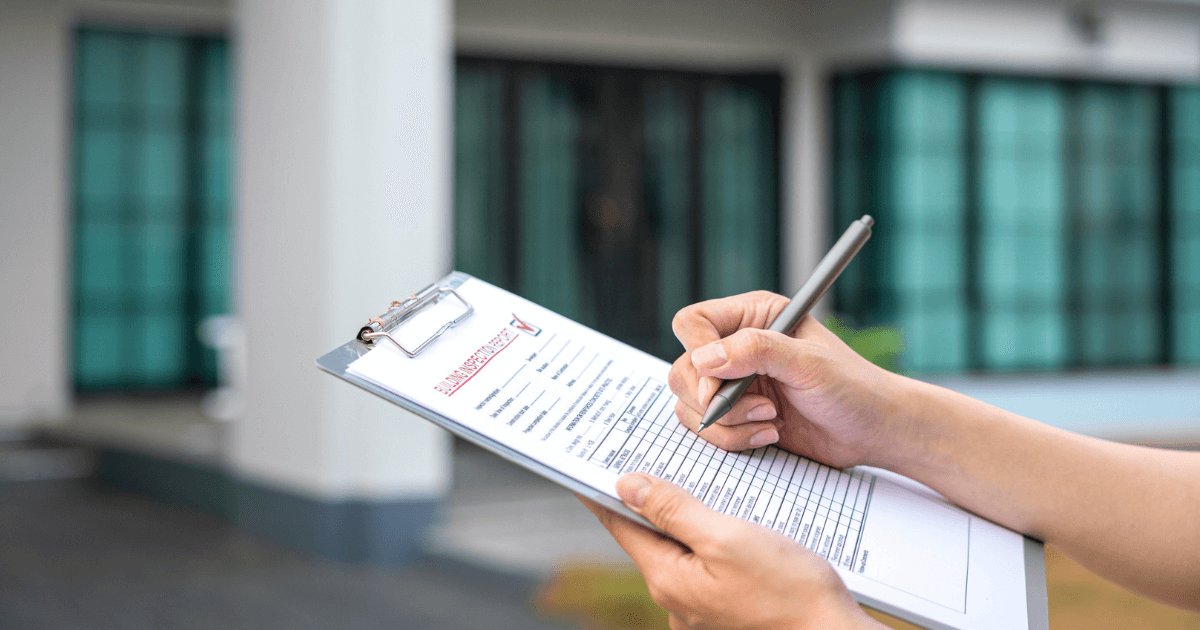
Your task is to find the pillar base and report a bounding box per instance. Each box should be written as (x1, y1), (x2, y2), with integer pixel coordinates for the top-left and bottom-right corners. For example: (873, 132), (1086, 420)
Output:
(96, 448), (440, 566)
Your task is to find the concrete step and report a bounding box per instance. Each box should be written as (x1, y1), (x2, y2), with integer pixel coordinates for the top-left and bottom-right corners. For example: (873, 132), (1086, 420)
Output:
(0, 442), (95, 482)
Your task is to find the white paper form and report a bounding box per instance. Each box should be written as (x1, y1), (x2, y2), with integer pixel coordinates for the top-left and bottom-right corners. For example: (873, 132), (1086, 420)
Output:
(344, 276), (1031, 630)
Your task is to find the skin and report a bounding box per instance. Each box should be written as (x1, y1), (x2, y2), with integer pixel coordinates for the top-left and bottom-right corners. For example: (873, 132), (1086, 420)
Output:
(582, 291), (1200, 629)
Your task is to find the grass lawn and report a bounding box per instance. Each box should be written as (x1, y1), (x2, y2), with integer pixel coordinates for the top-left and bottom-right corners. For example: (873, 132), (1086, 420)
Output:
(538, 547), (1200, 629)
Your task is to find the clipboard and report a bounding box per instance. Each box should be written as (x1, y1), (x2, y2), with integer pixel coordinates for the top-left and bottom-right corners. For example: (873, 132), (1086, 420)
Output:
(316, 271), (1048, 630)
(317, 271), (656, 532)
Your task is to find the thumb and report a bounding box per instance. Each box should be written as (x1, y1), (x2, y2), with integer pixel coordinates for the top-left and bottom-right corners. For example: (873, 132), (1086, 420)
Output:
(690, 327), (813, 389)
(617, 473), (726, 550)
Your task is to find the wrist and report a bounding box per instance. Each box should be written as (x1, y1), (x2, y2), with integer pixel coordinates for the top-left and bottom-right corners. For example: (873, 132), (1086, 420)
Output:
(867, 373), (990, 487)
(860, 370), (941, 475)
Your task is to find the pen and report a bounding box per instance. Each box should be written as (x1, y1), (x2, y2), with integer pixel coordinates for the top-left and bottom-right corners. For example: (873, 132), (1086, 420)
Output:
(697, 215), (874, 432)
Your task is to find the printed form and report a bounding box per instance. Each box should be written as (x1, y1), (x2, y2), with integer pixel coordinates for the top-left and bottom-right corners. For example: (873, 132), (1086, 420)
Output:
(346, 276), (1031, 630)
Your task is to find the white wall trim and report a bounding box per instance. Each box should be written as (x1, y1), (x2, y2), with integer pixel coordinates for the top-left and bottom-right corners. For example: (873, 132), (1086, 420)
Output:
(455, 0), (809, 70)
(68, 0), (231, 32)
(893, 0), (1200, 82)
(456, 24), (797, 70)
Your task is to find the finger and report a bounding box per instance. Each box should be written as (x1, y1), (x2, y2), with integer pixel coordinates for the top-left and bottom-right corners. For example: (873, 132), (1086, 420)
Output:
(616, 473), (737, 551)
(717, 392), (776, 427)
(674, 400), (780, 450)
(583, 499), (714, 622)
(668, 353), (703, 415)
(792, 313), (829, 340)
(669, 350), (723, 415)
(672, 291), (790, 351)
(587, 492), (692, 579)
(669, 614), (695, 630)
(696, 376), (719, 410)
(690, 327), (821, 390)
(576, 493), (605, 518)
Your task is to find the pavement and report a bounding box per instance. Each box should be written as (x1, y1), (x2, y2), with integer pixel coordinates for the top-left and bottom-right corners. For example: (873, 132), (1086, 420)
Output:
(0, 419), (630, 630)
(427, 441), (629, 577)
(0, 475), (580, 630)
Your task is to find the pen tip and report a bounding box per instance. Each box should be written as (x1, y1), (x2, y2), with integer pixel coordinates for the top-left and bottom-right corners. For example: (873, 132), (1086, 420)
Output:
(698, 396), (732, 432)
(860, 214), (874, 227)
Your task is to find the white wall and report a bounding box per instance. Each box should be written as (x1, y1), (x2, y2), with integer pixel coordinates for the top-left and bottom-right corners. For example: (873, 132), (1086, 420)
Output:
(457, 0), (807, 68)
(235, 0), (453, 501)
(72, 0), (229, 30)
(0, 0), (69, 431)
(893, 0), (1200, 80)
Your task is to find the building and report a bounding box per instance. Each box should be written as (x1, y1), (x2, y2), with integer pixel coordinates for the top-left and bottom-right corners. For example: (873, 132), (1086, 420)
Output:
(2, 0), (1198, 564)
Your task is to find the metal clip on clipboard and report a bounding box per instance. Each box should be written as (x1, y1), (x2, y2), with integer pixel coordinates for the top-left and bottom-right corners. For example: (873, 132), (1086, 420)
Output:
(356, 283), (474, 357)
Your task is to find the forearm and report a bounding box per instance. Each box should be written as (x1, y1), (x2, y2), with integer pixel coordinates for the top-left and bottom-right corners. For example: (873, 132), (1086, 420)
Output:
(876, 375), (1200, 610)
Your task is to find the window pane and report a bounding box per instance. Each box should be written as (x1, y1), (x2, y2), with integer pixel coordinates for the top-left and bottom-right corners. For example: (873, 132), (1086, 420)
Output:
(977, 78), (1066, 370)
(518, 73), (584, 323)
(137, 313), (186, 387)
(140, 36), (186, 109)
(73, 28), (232, 391)
(831, 77), (869, 317)
(139, 132), (186, 205)
(833, 70), (968, 373)
(76, 222), (125, 299)
(1171, 86), (1200, 364)
(453, 62), (781, 360)
(645, 80), (693, 357)
(1070, 85), (1161, 367)
(898, 306), (967, 372)
(77, 31), (129, 109)
(454, 66), (507, 288)
(701, 81), (778, 300)
(75, 314), (127, 390)
(833, 71), (1174, 373)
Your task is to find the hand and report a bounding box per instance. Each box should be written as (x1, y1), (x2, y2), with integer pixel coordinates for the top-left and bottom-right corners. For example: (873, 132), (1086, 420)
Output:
(580, 474), (885, 630)
(669, 291), (905, 469)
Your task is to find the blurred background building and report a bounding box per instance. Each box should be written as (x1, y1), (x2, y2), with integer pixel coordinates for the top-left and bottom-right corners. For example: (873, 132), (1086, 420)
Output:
(2, 0), (1200, 592)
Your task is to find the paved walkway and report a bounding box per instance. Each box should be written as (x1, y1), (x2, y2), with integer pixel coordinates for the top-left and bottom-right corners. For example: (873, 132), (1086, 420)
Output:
(427, 442), (629, 576)
(0, 478), (575, 630)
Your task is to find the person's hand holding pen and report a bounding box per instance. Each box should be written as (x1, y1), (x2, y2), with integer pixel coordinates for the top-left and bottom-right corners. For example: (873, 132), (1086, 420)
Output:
(668, 292), (905, 470)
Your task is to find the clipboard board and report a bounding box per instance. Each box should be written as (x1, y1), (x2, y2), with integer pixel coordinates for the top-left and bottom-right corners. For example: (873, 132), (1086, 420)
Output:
(316, 271), (1048, 630)
(317, 272), (657, 533)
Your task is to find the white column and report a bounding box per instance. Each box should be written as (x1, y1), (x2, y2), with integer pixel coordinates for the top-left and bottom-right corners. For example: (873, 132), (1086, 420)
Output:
(781, 54), (830, 311)
(234, 0), (453, 557)
(0, 0), (68, 432)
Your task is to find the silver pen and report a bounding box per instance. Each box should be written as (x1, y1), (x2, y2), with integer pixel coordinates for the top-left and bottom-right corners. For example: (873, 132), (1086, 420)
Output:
(698, 215), (874, 432)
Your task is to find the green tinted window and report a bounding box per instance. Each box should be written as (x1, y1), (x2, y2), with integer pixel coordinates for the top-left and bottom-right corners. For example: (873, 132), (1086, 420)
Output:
(833, 71), (968, 372)
(72, 28), (231, 391)
(1069, 85), (1161, 366)
(454, 62), (780, 359)
(834, 70), (1188, 373)
(701, 83), (778, 301)
(977, 78), (1066, 370)
(1170, 86), (1200, 364)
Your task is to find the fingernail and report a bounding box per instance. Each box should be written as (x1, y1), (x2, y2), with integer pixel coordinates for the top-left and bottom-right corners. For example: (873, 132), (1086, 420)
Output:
(617, 474), (652, 508)
(747, 403), (776, 421)
(691, 342), (728, 369)
(697, 378), (714, 405)
(748, 427), (779, 448)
